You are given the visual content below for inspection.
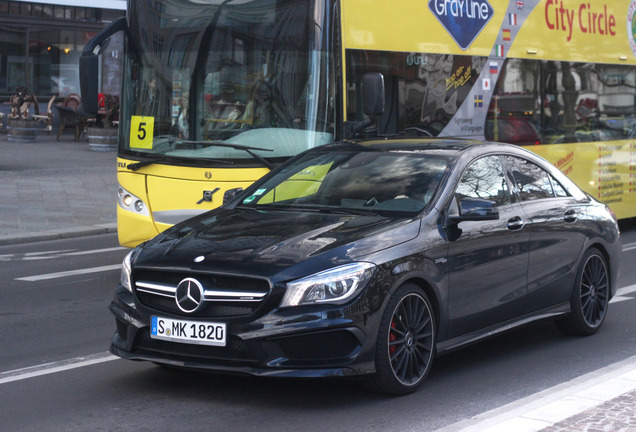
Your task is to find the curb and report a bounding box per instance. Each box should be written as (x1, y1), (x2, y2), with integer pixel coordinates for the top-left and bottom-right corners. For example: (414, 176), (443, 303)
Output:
(0, 223), (118, 246)
(433, 354), (636, 432)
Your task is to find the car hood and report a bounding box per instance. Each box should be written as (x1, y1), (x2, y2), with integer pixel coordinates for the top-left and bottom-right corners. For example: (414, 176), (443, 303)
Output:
(135, 208), (421, 281)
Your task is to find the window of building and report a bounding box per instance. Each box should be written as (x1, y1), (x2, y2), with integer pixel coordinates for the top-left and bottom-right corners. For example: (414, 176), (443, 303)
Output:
(0, 27), (91, 97)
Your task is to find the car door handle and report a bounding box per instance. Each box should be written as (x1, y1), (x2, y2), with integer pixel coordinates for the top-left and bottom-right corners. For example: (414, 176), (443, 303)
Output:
(507, 216), (525, 231)
(564, 210), (578, 223)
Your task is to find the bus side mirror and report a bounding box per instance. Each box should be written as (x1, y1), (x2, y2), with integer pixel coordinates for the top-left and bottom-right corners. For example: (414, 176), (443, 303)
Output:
(80, 16), (129, 115)
(363, 73), (385, 118)
(344, 73), (385, 138)
(80, 54), (100, 114)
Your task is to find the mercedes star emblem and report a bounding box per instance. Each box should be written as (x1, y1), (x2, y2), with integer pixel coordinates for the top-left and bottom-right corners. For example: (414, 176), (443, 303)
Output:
(175, 277), (205, 313)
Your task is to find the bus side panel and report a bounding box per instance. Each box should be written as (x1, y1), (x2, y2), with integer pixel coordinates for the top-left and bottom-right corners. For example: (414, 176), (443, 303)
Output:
(146, 175), (258, 223)
(526, 141), (635, 220)
(341, 0), (512, 56)
(512, 2), (636, 66)
(117, 171), (158, 248)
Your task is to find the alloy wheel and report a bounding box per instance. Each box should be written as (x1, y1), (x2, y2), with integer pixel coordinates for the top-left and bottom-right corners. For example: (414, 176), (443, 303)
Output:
(388, 292), (435, 387)
(580, 254), (609, 328)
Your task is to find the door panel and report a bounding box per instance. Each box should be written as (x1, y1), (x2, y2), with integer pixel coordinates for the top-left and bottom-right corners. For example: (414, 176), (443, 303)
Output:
(447, 204), (529, 337)
(521, 199), (586, 311)
(502, 155), (586, 311)
(446, 155), (529, 338)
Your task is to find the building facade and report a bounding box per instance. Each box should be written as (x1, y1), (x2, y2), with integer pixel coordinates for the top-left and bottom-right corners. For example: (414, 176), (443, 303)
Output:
(0, 0), (125, 107)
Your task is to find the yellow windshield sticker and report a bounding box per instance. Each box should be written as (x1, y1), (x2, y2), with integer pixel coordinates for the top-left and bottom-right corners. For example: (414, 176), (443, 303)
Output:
(130, 116), (154, 149)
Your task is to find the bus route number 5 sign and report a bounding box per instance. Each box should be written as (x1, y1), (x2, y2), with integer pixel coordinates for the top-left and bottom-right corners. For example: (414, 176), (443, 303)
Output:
(130, 116), (155, 149)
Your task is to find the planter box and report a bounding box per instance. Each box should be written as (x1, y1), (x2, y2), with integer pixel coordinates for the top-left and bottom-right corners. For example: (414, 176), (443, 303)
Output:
(7, 118), (38, 142)
(87, 127), (118, 151)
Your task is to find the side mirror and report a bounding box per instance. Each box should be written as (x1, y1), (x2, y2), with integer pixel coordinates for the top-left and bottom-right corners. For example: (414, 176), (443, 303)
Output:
(344, 73), (385, 138)
(80, 17), (129, 115)
(363, 73), (385, 118)
(79, 55), (100, 114)
(223, 187), (244, 204)
(448, 197), (499, 223)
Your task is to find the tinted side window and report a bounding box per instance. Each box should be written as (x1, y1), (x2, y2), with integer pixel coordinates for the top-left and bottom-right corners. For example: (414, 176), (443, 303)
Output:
(456, 156), (511, 206)
(504, 156), (555, 201)
(552, 178), (568, 197)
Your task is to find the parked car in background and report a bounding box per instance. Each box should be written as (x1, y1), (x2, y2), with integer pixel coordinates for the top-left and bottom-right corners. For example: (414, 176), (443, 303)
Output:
(110, 138), (621, 395)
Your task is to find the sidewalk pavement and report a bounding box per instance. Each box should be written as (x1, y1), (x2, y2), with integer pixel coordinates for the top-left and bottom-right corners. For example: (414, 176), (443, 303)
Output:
(1, 130), (636, 431)
(437, 354), (636, 432)
(0, 130), (117, 245)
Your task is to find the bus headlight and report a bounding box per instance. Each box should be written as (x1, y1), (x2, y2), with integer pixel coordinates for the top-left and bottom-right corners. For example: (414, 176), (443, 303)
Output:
(117, 185), (149, 216)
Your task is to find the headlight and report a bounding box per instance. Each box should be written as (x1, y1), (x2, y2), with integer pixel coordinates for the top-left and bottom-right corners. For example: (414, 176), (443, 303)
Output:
(117, 185), (149, 216)
(120, 251), (133, 292)
(280, 262), (376, 307)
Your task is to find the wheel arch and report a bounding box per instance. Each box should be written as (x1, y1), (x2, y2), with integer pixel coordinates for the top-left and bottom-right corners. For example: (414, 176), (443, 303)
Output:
(584, 241), (614, 298)
(393, 275), (442, 333)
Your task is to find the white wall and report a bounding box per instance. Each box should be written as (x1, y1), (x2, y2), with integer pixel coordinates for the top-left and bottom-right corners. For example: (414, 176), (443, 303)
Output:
(13, 0), (126, 10)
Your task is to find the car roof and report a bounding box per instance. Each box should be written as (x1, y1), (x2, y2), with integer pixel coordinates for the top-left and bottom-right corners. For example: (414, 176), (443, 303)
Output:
(311, 138), (584, 195)
(357, 137), (478, 151)
(313, 137), (522, 156)
(306, 138), (466, 156)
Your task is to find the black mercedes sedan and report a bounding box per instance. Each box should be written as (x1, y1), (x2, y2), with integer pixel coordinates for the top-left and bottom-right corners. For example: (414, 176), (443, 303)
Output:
(110, 139), (622, 395)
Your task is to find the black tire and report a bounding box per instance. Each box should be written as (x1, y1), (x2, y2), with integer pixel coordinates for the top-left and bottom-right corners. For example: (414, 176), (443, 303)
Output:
(365, 283), (436, 395)
(555, 248), (610, 336)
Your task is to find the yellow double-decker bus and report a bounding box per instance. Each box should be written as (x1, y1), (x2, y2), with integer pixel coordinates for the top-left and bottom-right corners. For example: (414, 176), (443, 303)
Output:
(81, 0), (636, 247)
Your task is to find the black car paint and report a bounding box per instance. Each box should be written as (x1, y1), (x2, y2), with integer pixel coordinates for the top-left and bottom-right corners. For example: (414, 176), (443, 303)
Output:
(109, 139), (621, 382)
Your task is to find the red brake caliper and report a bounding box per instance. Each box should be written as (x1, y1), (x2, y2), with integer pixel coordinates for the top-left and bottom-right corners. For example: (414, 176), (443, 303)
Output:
(389, 320), (397, 356)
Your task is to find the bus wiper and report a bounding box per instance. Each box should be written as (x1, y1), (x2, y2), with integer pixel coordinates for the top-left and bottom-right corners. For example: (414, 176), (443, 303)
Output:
(126, 156), (233, 171)
(127, 157), (171, 171)
(176, 140), (276, 169)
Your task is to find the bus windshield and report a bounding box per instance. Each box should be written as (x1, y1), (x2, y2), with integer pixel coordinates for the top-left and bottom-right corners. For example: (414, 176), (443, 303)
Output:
(120, 0), (336, 165)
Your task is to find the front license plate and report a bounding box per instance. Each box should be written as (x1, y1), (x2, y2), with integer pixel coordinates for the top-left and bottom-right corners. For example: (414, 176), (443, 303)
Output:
(151, 316), (227, 347)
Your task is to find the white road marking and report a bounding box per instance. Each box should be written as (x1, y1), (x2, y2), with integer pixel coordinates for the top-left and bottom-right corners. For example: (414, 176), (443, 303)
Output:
(610, 296), (633, 303)
(15, 264), (122, 281)
(0, 352), (118, 385)
(0, 249), (74, 261)
(622, 242), (636, 252)
(610, 284), (636, 304)
(0, 246), (126, 262)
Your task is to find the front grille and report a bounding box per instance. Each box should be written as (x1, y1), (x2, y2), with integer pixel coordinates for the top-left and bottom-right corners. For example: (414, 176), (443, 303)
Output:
(135, 329), (258, 365)
(136, 292), (254, 317)
(278, 330), (360, 361)
(133, 269), (270, 318)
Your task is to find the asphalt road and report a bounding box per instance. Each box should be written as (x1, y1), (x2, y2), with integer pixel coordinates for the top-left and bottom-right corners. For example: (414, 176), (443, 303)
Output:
(1, 225), (635, 432)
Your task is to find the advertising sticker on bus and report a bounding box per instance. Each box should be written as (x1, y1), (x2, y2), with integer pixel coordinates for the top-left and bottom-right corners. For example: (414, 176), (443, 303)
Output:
(428, 0), (494, 50)
(628, 0), (636, 57)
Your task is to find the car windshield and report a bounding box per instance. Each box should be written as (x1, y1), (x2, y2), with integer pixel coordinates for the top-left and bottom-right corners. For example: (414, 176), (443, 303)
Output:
(239, 149), (451, 215)
(120, 0), (335, 163)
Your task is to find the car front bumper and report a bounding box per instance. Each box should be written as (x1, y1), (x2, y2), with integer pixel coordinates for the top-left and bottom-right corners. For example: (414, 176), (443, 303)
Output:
(109, 286), (379, 378)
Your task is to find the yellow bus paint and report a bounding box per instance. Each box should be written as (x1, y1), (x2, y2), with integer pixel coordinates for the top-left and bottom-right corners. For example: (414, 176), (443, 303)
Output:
(342, 0), (511, 55)
(530, 141), (636, 220)
(116, 157), (270, 247)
